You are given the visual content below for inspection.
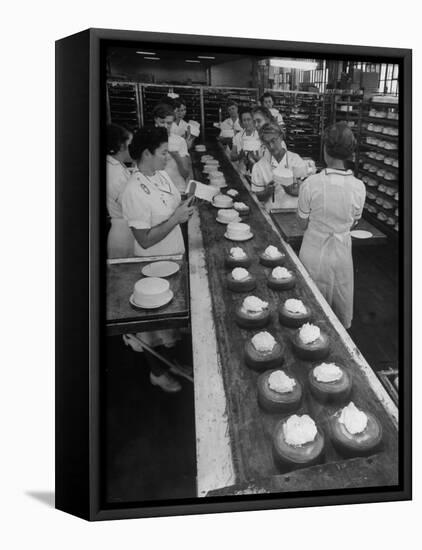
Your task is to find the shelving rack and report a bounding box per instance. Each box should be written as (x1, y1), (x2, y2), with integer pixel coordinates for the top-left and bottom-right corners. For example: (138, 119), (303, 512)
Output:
(358, 99), (399, 239)
(268, 90), (326, 162)
(106, 81), (141, 131)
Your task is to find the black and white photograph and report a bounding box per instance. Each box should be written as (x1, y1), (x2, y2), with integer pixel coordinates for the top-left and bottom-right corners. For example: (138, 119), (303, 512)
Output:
(102, 39), (406, 509)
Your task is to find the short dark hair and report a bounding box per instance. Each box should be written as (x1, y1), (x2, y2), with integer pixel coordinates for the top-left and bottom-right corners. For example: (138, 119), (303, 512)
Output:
(172, 98), (186, 109)
(260, 92), (275, 104)
(129, 126), (168, 162)
(324, 122), (356, 160)
(227, 100), (238, 109)
(238, 106), (254, 120)
(106, 124), (131, 155)
(252, 105), (274, 122)
(259, 121), (284, 141)
(153, 102), (175, 120)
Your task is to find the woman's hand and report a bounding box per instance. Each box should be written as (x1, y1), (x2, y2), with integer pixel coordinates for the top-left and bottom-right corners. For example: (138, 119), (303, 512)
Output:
(172, 197), (195, 224)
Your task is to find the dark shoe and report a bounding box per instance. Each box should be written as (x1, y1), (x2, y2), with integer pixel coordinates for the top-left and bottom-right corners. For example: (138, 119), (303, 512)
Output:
(149, 372), (182, 393)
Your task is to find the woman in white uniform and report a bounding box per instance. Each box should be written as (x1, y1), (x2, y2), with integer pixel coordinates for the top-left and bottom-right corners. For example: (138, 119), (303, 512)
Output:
(170, 98), (196, 150)
(153, 102), (192, 193)
(106, 124), (134, 258)
(297, 122), (366, 329)
(230, 107), (260, 174)
(218, 101), (242, 146)
(251, 122), (307, 211)
(121, 126), (195, 392)
(260, 92), (284, 128)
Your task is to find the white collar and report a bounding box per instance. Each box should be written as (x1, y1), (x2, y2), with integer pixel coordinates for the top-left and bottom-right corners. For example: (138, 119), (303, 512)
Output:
(325, 168), (353, 176)
(270, 151), (289, 169)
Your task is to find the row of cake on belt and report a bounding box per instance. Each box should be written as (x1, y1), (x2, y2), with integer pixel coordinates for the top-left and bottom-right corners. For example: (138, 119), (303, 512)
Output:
(224, 244), (383, 469)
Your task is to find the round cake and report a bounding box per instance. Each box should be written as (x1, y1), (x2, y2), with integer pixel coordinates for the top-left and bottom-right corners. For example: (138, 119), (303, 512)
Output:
(267, 266), (296, 291)
(200, 154), (214, 163)
(195, 144), (206, 152)
(205, 159), (219, 167)
(221, 128), (235, 138)
(244, 331), (284, 371)
(257, 369), (302, 413)
(216, 209), (240, 224)
(213, 194), (233, 209)
(309, 363), (352, 403)
(132, 277), (171, 308)
(235, 296), (271, 329)
(233, 202), (250, 217)
(226, 268), (256, 293)
(279, 298), (312, 328)
(226, 222), (252, 241)
(292, 323), (330, 361)
(273, 414), (325, 470)
(329, 402), (383, 457)
(226, 189), (239, 198)
(259, 245), (286, 267)
(273, 166), (294, 187)
(203, 164), (219, 174)
(225, 247), (251, 269)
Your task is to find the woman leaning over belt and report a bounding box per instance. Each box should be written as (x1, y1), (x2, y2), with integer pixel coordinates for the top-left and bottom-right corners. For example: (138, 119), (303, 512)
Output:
(297, 122), (366, 329)
(251, 121), (307, 210)
(106, 124), (134, 259)
(121, 126), (195, 392)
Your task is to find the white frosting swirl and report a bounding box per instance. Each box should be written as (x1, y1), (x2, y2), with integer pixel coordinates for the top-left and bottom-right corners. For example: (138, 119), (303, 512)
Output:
(264, 245), (283, 259)
(299, 323), (321, 345)
(251, 331), (276, 353)
(313, 363), (343, 383)
(285, 298), (307, 315)
(268, 370), (296, 394)
(231, 267), (250, 282)
(234, 202), (248, 211)
(241, 296), (268, 314)
(283, 415), (317, 446)
(227, 189), (239, 197)
(230, 247), (246, 259)
(339, 402), (368, 435)
(272, 267), (291, 280)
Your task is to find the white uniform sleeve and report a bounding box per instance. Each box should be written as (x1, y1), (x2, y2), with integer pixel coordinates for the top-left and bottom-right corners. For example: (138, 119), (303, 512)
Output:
(352, 179), (367, 220)
(121, 183), (153, 230)
(297, 180), (312, 219)
(251, 160), (273, 191)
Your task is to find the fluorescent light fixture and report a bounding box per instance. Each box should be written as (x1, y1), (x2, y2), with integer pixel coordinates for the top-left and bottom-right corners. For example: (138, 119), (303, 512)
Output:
(197, 56), (215, 59)
(185, 59), (201, 63)
(136, 51), (156, 55)
(144, 57), (160, 61)
(270, 59), (318, 71)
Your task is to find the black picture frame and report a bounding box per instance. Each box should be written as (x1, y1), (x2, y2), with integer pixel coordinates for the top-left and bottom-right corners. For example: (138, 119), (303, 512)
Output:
(55, 28), (412, 521)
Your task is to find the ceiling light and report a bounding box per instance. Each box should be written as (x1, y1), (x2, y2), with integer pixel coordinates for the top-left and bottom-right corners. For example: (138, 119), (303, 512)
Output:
(144, 57), (160, 61)
(197, 56), (215, 59)
(270, 59), (318, 71)
(136, 51), (156, 55)
(185, 60), (201, 63)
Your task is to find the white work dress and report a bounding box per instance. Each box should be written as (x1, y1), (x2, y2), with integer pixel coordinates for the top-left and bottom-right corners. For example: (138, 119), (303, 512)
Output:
(297, 168), (366, 329)
(121, 169), (185, 349)
(106, 155), (134, 259)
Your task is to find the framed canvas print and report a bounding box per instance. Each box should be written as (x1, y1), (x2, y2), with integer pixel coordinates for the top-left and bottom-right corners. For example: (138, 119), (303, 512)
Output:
(55, 28), (412, 521)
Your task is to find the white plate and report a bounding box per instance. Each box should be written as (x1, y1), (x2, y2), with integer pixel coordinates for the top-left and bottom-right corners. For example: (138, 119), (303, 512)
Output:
(129, 290), (174, 310)
(216, 216), (240, 224)
(351, 230), (373, 239)
(212, 200), (233, 209)
(224, 232), (254, 241)
(141, 261), (180, 277)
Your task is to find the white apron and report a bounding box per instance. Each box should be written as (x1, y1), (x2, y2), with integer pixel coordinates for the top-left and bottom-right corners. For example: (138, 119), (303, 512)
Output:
(299, 171), (357, 329)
